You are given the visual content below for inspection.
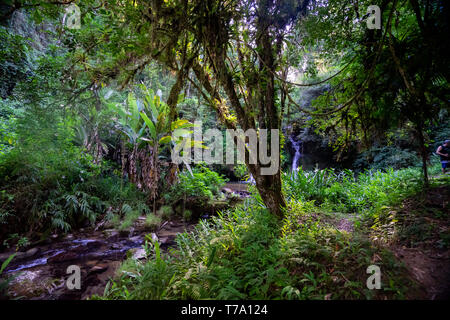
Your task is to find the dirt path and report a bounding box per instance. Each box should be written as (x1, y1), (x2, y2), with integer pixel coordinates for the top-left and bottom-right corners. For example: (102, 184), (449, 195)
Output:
(389, 184), (450, 299)
(318, 183), (450, 299)
(392, 245), (450, 299)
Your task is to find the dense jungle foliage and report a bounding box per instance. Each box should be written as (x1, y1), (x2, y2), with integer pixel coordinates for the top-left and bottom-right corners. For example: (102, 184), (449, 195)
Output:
(0, 0), (449, 301)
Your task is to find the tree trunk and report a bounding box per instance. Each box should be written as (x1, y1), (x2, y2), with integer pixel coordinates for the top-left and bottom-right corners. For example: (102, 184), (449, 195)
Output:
(167, 70), (185, 121)
(193, 54), (287, 218)
(152, 144), (159, 215)
(252, 167), (286, 219)
(415, 122), (429, 185)
(167, 57), (195, 121)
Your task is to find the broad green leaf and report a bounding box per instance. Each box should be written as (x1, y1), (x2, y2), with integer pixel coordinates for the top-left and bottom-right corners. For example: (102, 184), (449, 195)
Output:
(142, 87), (158, 121)
(172, 128), (192, 138)
(0, 253), (16, 274)
(159, 136), (172, 144)
(128, 93), (140, 129)
(140, 112), (157, 140)
(171, 119), (192, 130)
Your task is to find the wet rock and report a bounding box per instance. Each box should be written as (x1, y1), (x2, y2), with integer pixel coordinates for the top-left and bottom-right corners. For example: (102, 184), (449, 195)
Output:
(110, 243), (121, 250)
(85, 260), (99, 267)
(24, 247), (40, 258)
(89, 264), (108, 274)
(97, 262), (120, 283)
(3, 215), (200, 299)
(159, 237), (169, 244)
(48, 251), (79, 263)
(65, 234), (74, 240)
(85, 252), (107, 261)
(85, 250), (127, 261)
(103, 229), (119, 240)
(119, 227), (134, 237)
(128, 248), (147, 260)
(85, 240), (103, 249)
(1, 247), (40, 263)
(2, 251), (25, 262)
(159, 229), (184, 238)
(129, 235), (143, 243)
(82, 262), (122, 300)
(134, 218), (149, 232)
(222, 187), (233, 194)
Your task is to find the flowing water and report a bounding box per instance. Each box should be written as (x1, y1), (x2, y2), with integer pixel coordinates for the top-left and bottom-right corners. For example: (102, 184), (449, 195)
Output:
(289, 135), (302, 171)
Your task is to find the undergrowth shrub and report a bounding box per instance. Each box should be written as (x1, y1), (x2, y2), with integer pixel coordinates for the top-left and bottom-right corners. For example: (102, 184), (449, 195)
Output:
(283, 167), (423, 216)
(163, 165), (228, 219)
(95, 198), (412, 300)
(0, 253), (17, 299)
(353, 145), (420, 171)
(164, 165), (227, 206)
(0, 144), (149, 244)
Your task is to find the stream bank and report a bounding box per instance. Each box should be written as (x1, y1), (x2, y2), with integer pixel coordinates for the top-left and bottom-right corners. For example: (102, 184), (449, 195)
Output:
(0, 183), (250, 300)
(1, 219), (195, 300)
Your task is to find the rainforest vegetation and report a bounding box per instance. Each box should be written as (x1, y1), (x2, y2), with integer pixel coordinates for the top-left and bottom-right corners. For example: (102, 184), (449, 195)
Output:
(0, 0), (449, 300)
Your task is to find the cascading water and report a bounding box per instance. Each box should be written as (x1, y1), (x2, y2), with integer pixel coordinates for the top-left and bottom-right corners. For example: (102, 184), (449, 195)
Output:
(289, 135), (302, 171)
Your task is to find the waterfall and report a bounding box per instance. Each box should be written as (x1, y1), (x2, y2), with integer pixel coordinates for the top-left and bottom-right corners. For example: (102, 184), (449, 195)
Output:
(289, 135), (302, 171)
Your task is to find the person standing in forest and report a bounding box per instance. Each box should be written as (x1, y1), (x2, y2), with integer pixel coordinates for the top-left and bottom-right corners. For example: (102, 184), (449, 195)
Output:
(436, 140), (450, 174)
